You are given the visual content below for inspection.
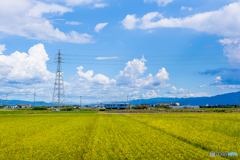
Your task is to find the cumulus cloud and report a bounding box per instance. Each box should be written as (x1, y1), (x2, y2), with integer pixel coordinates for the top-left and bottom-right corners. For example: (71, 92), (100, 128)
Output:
(69, 56), (173, 103)
(178, 92), (209, 98)
(144, 0), (173, 7)
(65, 21), (81, 25)
(94, 22), (108, 32)
(0, 0), (93, 43)
(181, 6), (192, 11)
(219, 38), (240, 68)
(26, 1), (72, 17)
(199, 38), (240, 87)
(0, 45), (6, 54)
(214, 76), (222, 84)
(116, 56), (170, 89)
(142, 90), (159, 99)
(93, 3), (108, 8)
(168, 86), (188, 94)
(165, 90), (209, 98)
(122, 1), (240, 37)
(77, 66), (116, 85)
(0, 43), (54, 82)
(165, 86), (209, 97)
(117, 56), (147, 85)
(121, 14), (140, 30)
(129, 91), (140, 96)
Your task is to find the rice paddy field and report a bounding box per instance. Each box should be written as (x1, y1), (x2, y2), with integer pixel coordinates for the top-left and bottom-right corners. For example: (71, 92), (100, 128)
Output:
(0, 111), (239, 159)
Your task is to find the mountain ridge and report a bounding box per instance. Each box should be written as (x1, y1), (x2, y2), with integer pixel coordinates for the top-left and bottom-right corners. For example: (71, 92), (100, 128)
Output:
(1, 91), (239, 106)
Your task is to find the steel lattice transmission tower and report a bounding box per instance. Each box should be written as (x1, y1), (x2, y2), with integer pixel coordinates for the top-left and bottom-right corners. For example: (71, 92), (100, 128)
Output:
(52, 50), (65, 108)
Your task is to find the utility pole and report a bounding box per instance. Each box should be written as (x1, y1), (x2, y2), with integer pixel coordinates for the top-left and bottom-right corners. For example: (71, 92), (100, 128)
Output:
(52, 49), (65, 109)
(80, 96), (82, 107)
(6, 94), (8, 106)
(34, 93), (36, 107)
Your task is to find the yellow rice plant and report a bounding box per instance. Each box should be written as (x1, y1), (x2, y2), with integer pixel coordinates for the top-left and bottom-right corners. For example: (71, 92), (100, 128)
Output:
(124, 113), (240, 160)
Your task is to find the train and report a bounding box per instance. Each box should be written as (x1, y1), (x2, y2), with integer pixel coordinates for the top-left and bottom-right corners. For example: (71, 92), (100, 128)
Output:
(105, 103), (129, 109)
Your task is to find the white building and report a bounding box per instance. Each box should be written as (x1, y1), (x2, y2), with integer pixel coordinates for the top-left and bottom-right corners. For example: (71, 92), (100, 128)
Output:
(5, 105), (18, 109)
(17, 104), (31, 108)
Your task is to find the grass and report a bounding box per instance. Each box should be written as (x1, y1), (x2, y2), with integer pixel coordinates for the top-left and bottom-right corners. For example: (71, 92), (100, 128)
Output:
(0, 109), (98, 114)
(0, 112), (238, 159)
(0, 110), (51, 114)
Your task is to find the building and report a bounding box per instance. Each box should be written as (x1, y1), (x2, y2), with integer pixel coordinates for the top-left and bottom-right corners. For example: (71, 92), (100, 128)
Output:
(157, 103), (172, 107)
(172, 103), (180, 106)
(5, 105), (18, 109)
(17, 104), (31, 108)
(157, 102), (180, 107)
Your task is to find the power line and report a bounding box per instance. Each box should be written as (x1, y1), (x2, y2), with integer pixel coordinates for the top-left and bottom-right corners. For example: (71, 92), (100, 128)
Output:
(59, 62), (232, 66)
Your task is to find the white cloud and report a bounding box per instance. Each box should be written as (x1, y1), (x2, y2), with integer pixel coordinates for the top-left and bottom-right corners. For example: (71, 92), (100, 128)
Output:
(144, 0), (173, 7)
(181, 6), (192, 11)
(178, 92), (209, 98)
(219, 38), (240, 45)
(134, 68), (170, 89)
(68, 56), (172, 103)
(116, 56), (170, 89)
(50, 0), (102, 6)
(181, 6), (187, 10)
(95, 56), (119, 60)
(94, 22), (108, 33)
(168, 86), (188, 94)
(122, 1), (240, 37)
(0, 0), (93, 43)
(142, 90), (159, 99)
(219, 38), (240, 68)
(121, 14), (140, 30)
(164, 91), (209, 98)
(65, 21), (81, 25)
(166, 86), (209, 98)
(200, 84), (207, 88)
(117, 56), (147, 85)
(0, 43), (54, 82)
(216, 85), (240, 89)
(0, 44), (6, 55)
(93, 3), (108, 8)
(214, 76), (222, 83)
(26, 2), (72, 17)
(77, 66), (116, 85)
(0, 0), (32, 16)
(129, 91), (140, 96)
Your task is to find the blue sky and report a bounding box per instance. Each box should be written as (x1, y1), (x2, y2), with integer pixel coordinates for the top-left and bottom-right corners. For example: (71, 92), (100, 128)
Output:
(0, 0), (240, 104)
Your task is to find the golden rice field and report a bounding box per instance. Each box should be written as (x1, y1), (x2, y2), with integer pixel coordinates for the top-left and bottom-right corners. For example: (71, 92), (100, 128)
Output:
(0, 111), (239, 159)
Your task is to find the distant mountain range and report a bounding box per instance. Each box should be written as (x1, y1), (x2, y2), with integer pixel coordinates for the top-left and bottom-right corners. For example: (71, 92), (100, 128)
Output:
(128, 91), (240, 106)
(0, 99), (52, 106)
(1, 91), (240, 106)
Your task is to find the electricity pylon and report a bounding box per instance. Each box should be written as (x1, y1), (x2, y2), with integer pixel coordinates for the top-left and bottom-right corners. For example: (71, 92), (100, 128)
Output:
(52, 50), (65, 108)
